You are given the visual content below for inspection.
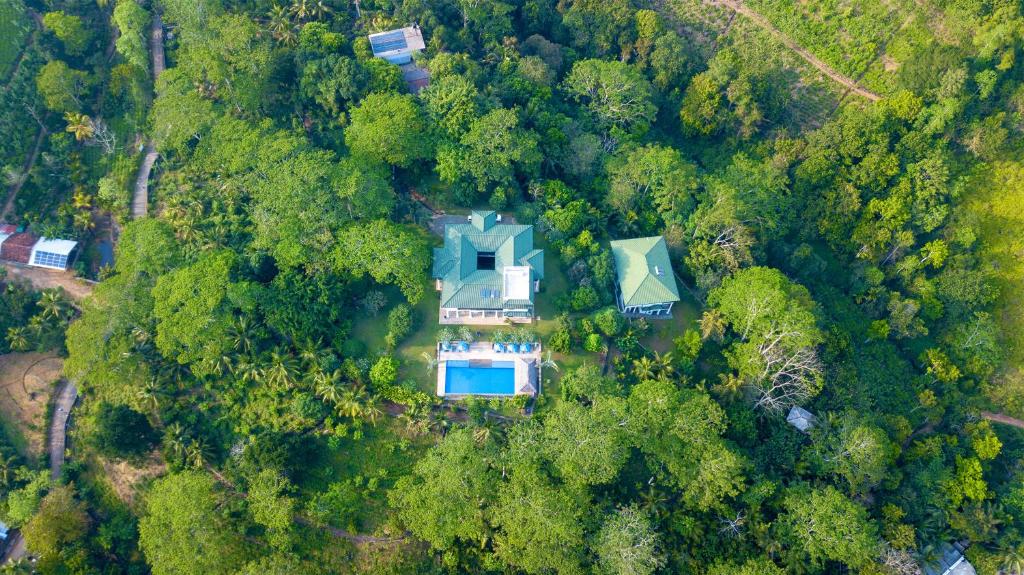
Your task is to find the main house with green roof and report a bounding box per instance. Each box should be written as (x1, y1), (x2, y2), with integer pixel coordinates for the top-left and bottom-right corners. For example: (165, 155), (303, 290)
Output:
(610, 236), (681, 318)
(432, 211), (544, 324)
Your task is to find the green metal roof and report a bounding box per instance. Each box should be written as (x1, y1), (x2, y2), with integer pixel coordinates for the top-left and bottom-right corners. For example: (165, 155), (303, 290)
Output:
(433, 211), (544, 309)
(610, 236), (681, 307)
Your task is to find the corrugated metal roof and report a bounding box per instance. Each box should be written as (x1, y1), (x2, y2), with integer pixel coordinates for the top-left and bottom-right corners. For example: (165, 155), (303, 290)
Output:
(611, 237), (681, 307)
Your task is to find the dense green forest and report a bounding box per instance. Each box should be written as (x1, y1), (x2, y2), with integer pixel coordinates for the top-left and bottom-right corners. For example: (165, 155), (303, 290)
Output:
(0, 0), (1023, 573)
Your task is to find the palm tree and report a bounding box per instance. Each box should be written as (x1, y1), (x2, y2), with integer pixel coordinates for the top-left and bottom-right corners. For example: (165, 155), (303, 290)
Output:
(399, 404), (430, 438)
(314, 369), (344, 405)
(38, 290), (69, 321)
(136, 378), (167, 423)
(228, 316), (258, 355)
(540, 351), (559, 372)
(72, 187), (92, 209)
(73, 210), (95, 232)
(290, 0), (331, 21)
(266, 5), (296, 44)
(186, 438), (211, 469)
(0, 453), (18, 489)
(5, 326), (30, 351)
(337, 386), (368, 419)
(699, 309), (726, 342)
(421, 351), (438, 374)
(164, 423), (187, 460)
(265, 347), (299, 390)
(233, 357), (263, 383)
(652, 351), (675, 379)
(64, 112), (94, 141)
(997, 543), (1024, 575)
(362, 395), (383, 426)
(632, 356), (656, 381)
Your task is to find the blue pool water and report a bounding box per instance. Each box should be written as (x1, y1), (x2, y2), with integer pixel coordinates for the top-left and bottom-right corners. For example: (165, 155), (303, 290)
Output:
(445, 360), (516, 395)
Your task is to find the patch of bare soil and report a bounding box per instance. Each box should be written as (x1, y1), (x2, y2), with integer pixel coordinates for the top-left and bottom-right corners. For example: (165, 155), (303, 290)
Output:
(1, 262), (94, 301)
(0, 352), (62, 457)
(882, 55), (900, 71)
(100, 452), (166, 506)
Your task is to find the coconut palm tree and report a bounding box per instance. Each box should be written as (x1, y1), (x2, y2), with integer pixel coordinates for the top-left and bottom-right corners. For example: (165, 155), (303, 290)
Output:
(699, 309), (726, 342)
(233, 357), (263, 383)
(186, 438), (211, 469)
(337, 386), (368, 419)
(228, 316), (259, 355)
(72, 187), (92, 209)
(997, 543), (1024, 575)
(632, 356), (656, 381)
(0, 453), (19, 489)
(540, 351), (559, 372)
(265, 347), (299, 390)
(64, 112), (94, 141)
(314, 370), (344, 405)
(38, 290), (69, 321)
(73, 210), (95, 232)
(5, 327), (30, 351)
(164, 423), (187, 460)
(266, 5), (296, 44)
(421, 351), (438, 374)
(362, 395), (383, 426)
(652, 351), (675, 379)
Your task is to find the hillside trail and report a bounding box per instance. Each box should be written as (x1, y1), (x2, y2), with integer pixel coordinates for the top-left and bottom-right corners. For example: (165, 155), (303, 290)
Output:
(656, 0), (883, 101)
(981, 411), (1024, 429)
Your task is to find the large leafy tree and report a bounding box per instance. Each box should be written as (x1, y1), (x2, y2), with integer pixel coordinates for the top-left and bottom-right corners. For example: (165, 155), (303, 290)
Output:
(606, 144), (698, 232)
(593, 505), (665, 575)
(333, 220), (430, 304)
(22, 485), (90, 559)
(543, 398), (630, 486)
(776, 486), (880, 570)
(436, 108), (541, 193)
(390, 428), (498, 550)
(152, 250), (246, 372)
(139, 472), (247, 575)
(344, 93), (433, 167)
(563, 59), (656, 136)
(492, 466), (589, 575)
(707, 267), (824, 412)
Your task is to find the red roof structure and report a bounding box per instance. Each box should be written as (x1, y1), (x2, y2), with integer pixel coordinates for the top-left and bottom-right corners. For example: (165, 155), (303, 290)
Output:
(0, 224), (17, 235)
(0, 232), (39, 264)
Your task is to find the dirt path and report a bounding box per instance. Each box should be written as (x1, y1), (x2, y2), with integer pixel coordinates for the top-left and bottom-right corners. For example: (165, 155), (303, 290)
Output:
(981, 411), (1024, 429)
(48, 380), (77, 479)
(294, 516), (408, 544)
(1, 262), (94, 301)
(131, 11), (166, 220)
(707, 0), (882, 101)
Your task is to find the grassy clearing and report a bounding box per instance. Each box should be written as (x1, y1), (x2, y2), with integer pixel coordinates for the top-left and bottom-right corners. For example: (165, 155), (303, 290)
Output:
(0, 352), (63, 460)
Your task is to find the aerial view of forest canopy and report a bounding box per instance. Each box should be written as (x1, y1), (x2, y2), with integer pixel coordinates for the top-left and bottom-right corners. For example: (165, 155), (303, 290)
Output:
(0, 0), (1022, 573)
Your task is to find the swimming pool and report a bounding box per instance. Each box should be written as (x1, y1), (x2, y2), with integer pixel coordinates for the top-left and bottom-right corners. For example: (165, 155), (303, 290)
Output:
(444, 360), (516, 395)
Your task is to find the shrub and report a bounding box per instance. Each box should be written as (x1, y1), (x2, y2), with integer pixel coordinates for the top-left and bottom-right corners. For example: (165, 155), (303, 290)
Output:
(387, 304), (414, 342)
(370, 356), (399, 387)
(584, 333), (605, 353)
(92, 402), (158, 460)
(570, 285), (600, 311)
(593, 306), (624, 337)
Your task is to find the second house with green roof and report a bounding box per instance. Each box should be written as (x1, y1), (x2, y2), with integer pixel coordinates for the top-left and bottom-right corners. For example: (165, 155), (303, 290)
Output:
(432, 211), (544, 324)
(610, 236), (681, 318)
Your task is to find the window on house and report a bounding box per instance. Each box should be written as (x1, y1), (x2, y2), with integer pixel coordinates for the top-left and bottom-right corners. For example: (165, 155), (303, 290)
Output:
(477, 251), (496, 270)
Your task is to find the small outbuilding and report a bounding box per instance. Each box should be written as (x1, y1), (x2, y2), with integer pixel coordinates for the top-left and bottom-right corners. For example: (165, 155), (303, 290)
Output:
(610, 236), (680, 318)
(786, 406), (818, 433)
(923, 542), (976, 575)
(368, 26), (425, 65)
(29, 238), (78, 271)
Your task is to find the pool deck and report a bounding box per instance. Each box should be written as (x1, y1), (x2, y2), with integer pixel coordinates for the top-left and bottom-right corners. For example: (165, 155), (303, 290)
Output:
(437, 341), (541, 397)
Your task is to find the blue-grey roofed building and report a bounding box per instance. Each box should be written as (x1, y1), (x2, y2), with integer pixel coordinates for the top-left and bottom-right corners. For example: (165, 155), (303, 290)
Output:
(432, 211), (544, 324)
(923, 542), (976, 575)
(368, 26), (425, 65)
